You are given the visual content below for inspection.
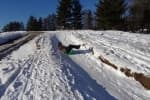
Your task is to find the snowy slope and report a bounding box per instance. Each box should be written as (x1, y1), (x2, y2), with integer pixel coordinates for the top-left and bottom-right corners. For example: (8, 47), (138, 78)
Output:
(0, 31), (27, 45)
(0, 31), (150, 100)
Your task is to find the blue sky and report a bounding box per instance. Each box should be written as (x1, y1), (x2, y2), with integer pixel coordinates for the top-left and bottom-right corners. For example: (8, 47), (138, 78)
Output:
(0, 0), (98, 29)
(0, 0), (129, 30)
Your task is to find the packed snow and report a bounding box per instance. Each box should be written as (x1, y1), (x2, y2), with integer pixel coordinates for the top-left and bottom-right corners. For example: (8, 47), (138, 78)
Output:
(0, 30), (150, 100)
(0, 31), (27, 45)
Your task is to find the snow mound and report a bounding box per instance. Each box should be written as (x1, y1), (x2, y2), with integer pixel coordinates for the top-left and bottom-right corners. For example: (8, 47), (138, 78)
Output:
(0, 31), (27, 45)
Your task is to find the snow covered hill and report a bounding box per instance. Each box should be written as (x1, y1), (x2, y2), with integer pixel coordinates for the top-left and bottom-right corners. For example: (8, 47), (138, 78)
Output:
(0, 30), (150, 100)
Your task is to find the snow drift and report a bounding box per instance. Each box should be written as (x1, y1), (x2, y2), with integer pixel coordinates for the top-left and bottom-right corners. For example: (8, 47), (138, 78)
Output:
(0, 31), (27, 45)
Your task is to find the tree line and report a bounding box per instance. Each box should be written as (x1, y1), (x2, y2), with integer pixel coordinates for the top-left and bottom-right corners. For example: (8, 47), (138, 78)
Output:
(1, 0), (150, 33)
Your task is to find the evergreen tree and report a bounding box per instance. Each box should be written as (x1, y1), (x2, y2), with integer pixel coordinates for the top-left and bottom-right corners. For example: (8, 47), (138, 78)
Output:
(43, 17), (49, 31)
(87, 10), (93, 29)
(96, 0), (126, 30)
(50, 14), (57, 30)
(43, 14), (57, 30)
(57, 0), (72, 29)
(71, 0), (82, 29)
(130, 0), (150, 32)
(82, 10), (93, 29)
(2, 21), (24, 32)
(26, 16), (39, 31)
(37, 17), (43, 31)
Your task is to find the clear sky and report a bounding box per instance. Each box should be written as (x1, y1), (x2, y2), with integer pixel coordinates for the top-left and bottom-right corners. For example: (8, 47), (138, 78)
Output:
(0, 0), (98, 29)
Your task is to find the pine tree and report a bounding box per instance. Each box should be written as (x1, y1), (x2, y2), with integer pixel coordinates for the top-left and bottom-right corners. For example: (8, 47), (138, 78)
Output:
(37, 17), (43, 31)
(2, 21), (24, 32)
(86, 10), (93, 29)
(26, 16), (39, 31)
(57, 0), (72, 29)
(130, 0), (150, 32)
(71, 0), (82, 29)
(43, 14), (57, 30)
(82, 10), (93, 29)
(50, 14), (57, 30)
(96, 0), (126, 30)
(43, 17), (49, 31)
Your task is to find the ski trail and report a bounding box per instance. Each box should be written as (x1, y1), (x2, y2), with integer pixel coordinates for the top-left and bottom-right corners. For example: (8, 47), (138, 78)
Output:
(1, 35), (52, 99)
(2, 34), (106, 100)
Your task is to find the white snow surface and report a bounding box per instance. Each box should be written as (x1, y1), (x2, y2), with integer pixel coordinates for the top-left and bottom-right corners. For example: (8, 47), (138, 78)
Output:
(0, 30), (150, 100)
(0, 31), (27, 45)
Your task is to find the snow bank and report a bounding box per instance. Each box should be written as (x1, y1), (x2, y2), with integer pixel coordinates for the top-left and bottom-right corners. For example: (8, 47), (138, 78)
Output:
(0, 31), (27, 45)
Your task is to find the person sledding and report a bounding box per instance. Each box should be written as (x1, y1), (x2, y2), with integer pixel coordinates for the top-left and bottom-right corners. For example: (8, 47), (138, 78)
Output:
(57, 42), (81, 55)
(57, 41), (94, 55)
